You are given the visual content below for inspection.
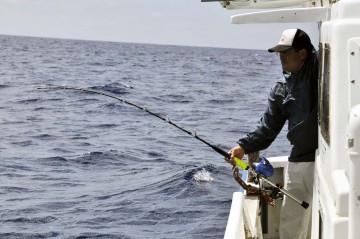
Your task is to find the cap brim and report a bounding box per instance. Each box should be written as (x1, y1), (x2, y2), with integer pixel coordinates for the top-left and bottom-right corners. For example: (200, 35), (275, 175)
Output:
(268, 45), (292, 53)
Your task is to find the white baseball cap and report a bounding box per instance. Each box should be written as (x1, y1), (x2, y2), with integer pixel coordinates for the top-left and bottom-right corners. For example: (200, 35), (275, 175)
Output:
(268, 29), (312, 53)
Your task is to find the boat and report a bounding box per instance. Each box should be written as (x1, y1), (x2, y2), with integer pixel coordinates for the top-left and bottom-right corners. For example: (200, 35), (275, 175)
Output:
(202, 0), (360, 238)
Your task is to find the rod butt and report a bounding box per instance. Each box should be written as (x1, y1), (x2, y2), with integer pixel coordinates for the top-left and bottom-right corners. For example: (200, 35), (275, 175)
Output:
(301, 201), (309, 209)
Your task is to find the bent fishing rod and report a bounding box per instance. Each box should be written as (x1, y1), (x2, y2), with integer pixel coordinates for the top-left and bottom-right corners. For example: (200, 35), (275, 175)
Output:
(35, 85), (309, 209)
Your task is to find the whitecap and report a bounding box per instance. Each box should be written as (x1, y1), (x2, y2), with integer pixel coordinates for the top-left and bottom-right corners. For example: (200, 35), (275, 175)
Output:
(192, 168), (213, 182)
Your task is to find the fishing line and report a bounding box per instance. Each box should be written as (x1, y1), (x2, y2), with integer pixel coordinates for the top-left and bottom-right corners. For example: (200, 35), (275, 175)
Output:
(35, 85), (309, 208)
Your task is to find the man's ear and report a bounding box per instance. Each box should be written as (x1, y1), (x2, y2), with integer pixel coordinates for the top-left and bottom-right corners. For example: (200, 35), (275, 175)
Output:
(299, 48), (308, 61)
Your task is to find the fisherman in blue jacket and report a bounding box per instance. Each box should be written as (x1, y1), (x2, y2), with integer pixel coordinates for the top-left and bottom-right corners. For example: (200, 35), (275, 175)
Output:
(229, 29), (318, 239)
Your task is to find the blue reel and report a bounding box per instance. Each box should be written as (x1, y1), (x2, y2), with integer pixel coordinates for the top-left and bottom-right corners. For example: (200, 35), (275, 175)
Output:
(253, 156), (274, 177)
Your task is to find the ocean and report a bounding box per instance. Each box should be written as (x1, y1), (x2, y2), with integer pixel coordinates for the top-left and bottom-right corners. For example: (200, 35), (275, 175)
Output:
(0, 34), (289, 238)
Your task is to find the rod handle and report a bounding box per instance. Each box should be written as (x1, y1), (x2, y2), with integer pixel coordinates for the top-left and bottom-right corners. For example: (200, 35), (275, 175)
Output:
(211, 146), (249, 170)
(233, 157), (249, 170)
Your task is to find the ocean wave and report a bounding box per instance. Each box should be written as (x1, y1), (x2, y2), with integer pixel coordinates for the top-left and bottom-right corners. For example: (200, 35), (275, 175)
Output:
(0, 232), (61, 239)
(2, 216), (57, 224)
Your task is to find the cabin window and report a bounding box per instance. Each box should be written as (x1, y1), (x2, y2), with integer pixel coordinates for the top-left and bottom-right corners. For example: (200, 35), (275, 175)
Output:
(318, 43), (330, 145)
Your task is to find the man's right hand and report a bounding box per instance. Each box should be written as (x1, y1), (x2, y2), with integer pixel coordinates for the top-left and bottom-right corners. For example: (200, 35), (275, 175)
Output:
(227, 144), (245, 166)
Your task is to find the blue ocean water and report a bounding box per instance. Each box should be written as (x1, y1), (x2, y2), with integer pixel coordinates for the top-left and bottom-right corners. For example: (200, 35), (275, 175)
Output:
(0, 34), (289, 238)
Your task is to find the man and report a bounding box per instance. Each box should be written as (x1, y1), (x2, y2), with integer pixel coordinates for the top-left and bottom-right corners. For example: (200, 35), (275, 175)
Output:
(229, 29), (318, 239)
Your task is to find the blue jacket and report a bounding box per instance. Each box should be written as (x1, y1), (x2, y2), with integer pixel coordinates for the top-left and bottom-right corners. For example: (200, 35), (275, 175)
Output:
(238, 51), (318, 162)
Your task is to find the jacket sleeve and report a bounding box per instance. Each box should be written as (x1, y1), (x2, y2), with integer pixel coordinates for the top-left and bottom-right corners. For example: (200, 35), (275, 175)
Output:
(237, 84), (287, 154)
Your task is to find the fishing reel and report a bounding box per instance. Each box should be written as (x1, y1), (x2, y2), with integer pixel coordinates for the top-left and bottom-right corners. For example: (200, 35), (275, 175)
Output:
(249, 156), (274, 184)
(251, 157), (283, 200)
(253, 156), (274, 177)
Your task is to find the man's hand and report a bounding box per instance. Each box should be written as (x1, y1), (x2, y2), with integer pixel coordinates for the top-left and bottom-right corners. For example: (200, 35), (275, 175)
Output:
(227, 144), (245, 166)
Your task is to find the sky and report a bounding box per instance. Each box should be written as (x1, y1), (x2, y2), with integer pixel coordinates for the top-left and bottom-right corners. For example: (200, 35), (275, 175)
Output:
(0, 0), (319, 49)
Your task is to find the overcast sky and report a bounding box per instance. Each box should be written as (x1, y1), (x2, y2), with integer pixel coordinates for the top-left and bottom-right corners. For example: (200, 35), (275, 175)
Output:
(0, 0), (319, 49)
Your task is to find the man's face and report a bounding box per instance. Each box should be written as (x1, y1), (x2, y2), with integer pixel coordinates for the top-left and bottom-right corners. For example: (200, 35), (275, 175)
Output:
(278, 48), (306, 73)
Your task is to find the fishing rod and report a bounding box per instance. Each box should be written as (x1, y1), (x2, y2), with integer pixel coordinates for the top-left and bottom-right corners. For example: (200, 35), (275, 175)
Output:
(35, 85), (237, 161)
(35, 85), (309, 209)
